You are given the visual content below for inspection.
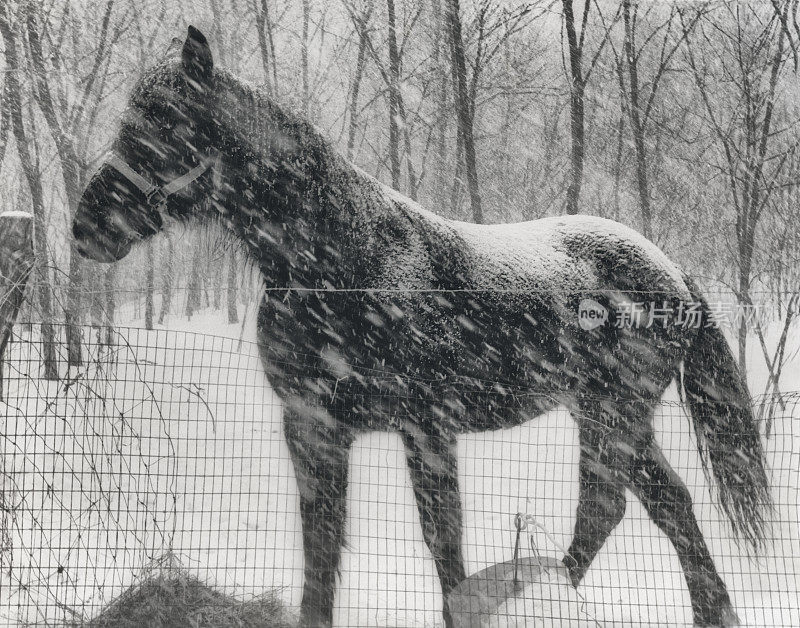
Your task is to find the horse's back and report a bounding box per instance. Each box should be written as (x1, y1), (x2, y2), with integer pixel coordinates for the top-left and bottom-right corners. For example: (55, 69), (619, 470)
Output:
(415, 211), (690, 301)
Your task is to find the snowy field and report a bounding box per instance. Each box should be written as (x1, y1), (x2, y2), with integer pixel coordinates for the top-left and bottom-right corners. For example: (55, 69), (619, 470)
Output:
(1, 306), (798, 627)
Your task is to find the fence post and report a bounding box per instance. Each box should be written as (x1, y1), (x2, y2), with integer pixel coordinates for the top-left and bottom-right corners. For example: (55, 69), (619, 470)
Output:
(0, 211), (34, 399)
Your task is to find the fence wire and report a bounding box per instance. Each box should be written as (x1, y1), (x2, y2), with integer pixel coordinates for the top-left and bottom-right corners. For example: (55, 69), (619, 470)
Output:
(0, 323), (798, 627)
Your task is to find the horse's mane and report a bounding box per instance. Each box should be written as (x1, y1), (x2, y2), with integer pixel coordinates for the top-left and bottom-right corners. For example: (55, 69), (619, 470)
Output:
(214, 70), (336, 178)
(174, 68), (386, 285)
(147, 63), (461, 289)
(211, 68), (437, 254)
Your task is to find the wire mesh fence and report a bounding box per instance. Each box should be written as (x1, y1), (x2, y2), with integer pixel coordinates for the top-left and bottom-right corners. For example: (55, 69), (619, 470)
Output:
(0, 323), (798, 626)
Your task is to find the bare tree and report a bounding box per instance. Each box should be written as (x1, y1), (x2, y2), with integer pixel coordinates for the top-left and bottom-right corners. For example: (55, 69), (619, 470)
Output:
(130, 0), (164, 333)
(158, 234), (175, 326)
(445, 0), (483, 222)
(252, 0), (278, 94)
(386, 0), (402, 190)
(770, 0), (800, 69)
(613, 1), (701, 238)
(185, 238), (203, 320)
(343, 0), (421, 198)
(0, 2), (57, 379)
(23, 0), (121, 366)
(302, 0), (311, 114)
(0, 83), (8, 170)
(144, 242), (155, 330)
(561, 0), (617, 214)
(346, 1), (374, 161)
(561, 0), (588, 215)
(430, 0), (449, 208)
(682, 4), (794, 377)
(0, 214), (34, 396)
(226, 250), (239, 324)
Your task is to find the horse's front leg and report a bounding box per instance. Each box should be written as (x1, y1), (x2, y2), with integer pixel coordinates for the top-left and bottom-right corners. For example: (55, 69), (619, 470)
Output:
(401, 429), (466, 628)
(284, 400), (353, 627)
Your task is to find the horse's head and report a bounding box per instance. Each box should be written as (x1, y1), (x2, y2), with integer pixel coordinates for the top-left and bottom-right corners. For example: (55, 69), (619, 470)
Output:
(74, 26), (218, 262)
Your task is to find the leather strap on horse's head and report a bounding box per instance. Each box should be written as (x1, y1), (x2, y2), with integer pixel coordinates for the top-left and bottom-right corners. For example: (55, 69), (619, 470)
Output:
(106, 150), (219, 224)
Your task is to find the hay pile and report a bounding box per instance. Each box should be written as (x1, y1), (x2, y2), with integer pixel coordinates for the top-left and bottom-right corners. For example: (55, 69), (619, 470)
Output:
(89, 573), (295, 628)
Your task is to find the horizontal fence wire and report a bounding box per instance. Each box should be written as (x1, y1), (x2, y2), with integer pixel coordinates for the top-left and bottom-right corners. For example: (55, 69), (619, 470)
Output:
(0, 323), (798, 626)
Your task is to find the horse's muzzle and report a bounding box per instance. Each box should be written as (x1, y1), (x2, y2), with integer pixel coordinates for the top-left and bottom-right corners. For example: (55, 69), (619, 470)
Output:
(72, 214), (134, 263)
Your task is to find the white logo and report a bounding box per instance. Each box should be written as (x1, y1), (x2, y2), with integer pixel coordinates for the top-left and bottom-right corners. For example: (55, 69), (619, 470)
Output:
(578, 298), (608, 331)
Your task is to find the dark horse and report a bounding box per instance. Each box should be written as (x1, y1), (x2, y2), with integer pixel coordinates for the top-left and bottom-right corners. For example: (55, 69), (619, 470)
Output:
(74, 28), (770, 627)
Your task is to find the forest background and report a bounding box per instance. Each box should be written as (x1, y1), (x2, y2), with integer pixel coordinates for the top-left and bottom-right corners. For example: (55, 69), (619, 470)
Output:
(0, 0), (798, 391)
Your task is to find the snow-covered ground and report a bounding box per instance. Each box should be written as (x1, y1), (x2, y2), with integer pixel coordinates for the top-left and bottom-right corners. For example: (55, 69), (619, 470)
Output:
(1, 305), (798, 626)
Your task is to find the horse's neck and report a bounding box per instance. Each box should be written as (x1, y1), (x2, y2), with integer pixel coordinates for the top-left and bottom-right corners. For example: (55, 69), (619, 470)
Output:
(213, 74), (403, 285)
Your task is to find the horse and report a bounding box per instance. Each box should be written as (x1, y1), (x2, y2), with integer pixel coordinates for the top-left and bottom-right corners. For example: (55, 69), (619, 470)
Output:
(73, 27), (770, 627)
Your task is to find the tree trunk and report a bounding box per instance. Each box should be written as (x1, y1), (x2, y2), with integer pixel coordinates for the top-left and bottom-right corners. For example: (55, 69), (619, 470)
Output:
(265, 6), (279, 93)
(253, 0), (274, 94)
(65, 249), (83, 366)
(104, 266), (115, 347)
(186, 239), (202, 319)
(0, 213), (34, 400)
(25, 3), (85, 366)
(385, 0), (418, 199)
(401, 109), (418, 201)
(227, 250), (239, 324)
(431, 0), (448, 209)
(562, 0), (585, 215)
(213, 257), (223, 311)
(0, 7), (58, 380)
(450, 127), (464, 215)
(386, 0), (402, 190)
(612, 109), (624, 223)
(158, 233), (174, 325)
(736, 4), (788, 378)
(302, 0), (311, 115)
(145, 240), (155, 330)
(622, 0), (652, 239)
(347, 13), (369, 161)
(90, 271), (103, 327)
(445, 0), (483, 223)
(738, 265), (751, 380)
(0, 82), (8, 168)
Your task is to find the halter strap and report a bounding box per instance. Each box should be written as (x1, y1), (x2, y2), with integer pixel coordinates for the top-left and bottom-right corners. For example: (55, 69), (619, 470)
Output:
(163, 161), (214, 196)
(106, 153), (160, 198)
(106, 151), (218, 215)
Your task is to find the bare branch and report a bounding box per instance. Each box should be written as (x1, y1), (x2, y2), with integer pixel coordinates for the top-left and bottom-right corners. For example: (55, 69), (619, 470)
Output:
(69, 0), (115, 135)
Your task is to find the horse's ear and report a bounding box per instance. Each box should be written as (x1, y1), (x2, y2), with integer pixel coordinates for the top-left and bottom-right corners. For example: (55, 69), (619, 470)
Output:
(182, 26), (213, 88)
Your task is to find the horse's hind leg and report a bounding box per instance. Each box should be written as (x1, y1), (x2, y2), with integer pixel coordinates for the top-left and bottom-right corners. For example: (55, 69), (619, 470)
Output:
(401, 431), (465, 628)
(568, 399), (737, 626)
(629, 442), (738, 626)
(563, 419), (627, 587)
(284, 403), (353, 627)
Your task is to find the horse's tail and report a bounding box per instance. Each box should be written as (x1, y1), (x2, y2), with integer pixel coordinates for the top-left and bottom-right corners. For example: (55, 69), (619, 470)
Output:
(679, 275), (771, 551)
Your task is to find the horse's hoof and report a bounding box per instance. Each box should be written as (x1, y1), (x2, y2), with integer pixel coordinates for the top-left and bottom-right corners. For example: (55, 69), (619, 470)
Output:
(695, 606), (741, 627)
(719, 607), (741, 627)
